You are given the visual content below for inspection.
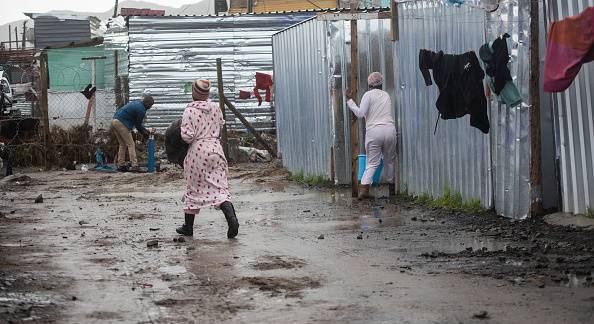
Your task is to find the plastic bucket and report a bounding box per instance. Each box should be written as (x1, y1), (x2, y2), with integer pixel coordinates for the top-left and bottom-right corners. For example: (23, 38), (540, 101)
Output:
(357, 154), (383, 185)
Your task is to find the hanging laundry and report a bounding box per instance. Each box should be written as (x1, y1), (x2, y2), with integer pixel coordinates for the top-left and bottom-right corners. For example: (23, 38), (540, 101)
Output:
(238, 90), (251, 100)
(81, 84), (97, 100)
(544, 7), (594, 92)
(479, 33), (522, 107)
(419, 49), (490, 134)
(254, 72), (273, 106)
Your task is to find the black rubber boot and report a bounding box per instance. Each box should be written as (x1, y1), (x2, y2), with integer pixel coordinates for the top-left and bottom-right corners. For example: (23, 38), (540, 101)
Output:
(176, 213), (194, 236)
(220, 201), (239, 239)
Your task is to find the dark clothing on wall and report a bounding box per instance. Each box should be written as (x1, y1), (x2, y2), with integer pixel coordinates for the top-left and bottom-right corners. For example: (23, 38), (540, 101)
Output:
(479, 34), (522, 107)
(419, 49), (490, 134)
(481, 34), (512, 94)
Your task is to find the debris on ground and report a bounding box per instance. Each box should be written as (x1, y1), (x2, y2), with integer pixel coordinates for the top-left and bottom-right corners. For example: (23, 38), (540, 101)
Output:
(318, 234), (325, 240)
(473, 310), (490, 319)
(34, 194), (43, 203)
(146, 240), (158, 248)
(0, 174), (32, 184)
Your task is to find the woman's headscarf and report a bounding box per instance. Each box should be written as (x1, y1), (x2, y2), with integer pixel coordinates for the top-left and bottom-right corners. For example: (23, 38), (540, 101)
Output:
(367, 72), (384, 87)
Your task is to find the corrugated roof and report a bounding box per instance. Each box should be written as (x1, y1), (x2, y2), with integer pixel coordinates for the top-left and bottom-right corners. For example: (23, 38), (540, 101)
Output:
(121, 6), (389, 18)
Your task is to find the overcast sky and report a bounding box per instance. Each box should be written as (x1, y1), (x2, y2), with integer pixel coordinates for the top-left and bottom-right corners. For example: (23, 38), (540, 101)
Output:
(1, 0), (197, 24)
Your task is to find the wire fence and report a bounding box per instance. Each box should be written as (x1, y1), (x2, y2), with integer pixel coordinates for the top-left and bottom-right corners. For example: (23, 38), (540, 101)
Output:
(0, 47), (132, 173)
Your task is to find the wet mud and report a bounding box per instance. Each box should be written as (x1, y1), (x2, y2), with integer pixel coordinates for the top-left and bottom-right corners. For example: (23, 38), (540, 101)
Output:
(1, 163), (594, 323)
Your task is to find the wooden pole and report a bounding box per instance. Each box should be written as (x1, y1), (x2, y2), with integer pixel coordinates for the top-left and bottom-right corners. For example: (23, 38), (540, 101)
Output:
(114, 50), (124, 107)
(39, 52), (50, 169)
(8, 24), (11, 51)
(391, 0), (399, 41)
(113, 0), (119, 18)
(22, 21), (27, 49)
(14, 27), (18, 50)
(84, 60), (97, 126)
(222, 96), (277, 158)
(529, 0), (543, 216)
(350, 0), (359, 197)
(216, 58), (229, 159)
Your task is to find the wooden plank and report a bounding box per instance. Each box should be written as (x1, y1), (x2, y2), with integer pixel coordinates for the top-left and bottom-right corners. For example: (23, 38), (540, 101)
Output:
(317, 11), (391, 21)
(529, 0), (543, 216)
(223, 96), (277, 158)
(114, 50), (124, 108)
(391, 1), (399, 41)
(81, 56), (107, 61)
(216, 58), (230, 159)
(39, 52), (50, 169)
(349, 5), (359, 195)
(84, 95), (95, 126)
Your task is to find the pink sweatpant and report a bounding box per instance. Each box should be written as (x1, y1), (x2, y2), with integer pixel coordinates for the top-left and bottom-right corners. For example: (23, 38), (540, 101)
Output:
(361, 124), (397, 185)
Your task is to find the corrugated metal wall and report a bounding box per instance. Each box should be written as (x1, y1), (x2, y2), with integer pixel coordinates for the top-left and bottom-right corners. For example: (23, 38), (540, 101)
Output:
(272, 2), (534, 218)
(127, 13), (314, 133)
(397, 3), (492, 208)
(33, 16), (94, 50)
(545, 0), (594, 215)
(273, 18), (333, 178)
(486, 0), (532, 218)
(104, 29), (129, 90)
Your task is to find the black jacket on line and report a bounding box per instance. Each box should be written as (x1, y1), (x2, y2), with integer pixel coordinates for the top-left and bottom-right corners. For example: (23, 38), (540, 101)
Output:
(419, 49), (490, 134)
(480, 33), (513, 95)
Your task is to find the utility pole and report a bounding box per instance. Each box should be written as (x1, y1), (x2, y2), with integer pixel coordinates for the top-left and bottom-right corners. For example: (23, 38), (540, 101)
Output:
(529, 0), (543, 216)
(350, 0), (359, 197)
(113, 0), (119, 18)
(8, 24), (11, 50)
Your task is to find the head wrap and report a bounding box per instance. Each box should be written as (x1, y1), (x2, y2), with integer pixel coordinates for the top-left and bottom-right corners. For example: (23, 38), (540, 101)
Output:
(367, 72), (384, 87)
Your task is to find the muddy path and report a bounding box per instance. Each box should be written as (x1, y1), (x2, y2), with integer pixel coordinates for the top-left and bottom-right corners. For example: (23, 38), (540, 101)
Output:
(1, 164), (593, 323)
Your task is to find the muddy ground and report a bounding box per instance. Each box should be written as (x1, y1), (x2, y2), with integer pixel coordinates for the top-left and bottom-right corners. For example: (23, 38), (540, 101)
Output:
(1, 163), (593, 323)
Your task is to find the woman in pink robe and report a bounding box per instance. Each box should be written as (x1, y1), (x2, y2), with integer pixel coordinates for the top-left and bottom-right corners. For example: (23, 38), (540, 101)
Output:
(176, 79), (239, 238)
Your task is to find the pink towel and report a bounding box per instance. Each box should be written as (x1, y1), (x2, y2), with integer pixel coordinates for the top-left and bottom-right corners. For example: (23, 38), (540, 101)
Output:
(544, 7), (594, 93)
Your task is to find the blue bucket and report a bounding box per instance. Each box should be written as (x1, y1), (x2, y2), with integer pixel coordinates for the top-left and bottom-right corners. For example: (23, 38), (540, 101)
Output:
(357, 154), (383, 185)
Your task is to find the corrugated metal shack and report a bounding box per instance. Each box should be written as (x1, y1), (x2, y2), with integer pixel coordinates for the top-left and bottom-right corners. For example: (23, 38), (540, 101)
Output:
(273, 1), (540, 219)
(25, 13), (102, 50)
(126, 12), (315, 133)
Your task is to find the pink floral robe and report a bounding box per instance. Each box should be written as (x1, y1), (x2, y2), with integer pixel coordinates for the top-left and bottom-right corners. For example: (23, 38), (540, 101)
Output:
(181, 100), (231, 214)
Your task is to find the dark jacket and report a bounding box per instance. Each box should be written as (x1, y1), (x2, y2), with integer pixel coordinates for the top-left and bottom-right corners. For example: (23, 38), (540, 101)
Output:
(419, 49), (489, 134)
(113, 100), (148, 134)
(479, 34), (522, 107)
(165, 119), (188, 167)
